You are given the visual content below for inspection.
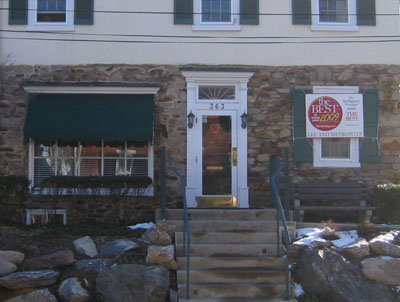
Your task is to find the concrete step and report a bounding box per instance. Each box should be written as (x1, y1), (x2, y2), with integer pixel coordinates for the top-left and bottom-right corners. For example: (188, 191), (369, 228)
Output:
(170, 220), (292, 232)
(177, 269), (287, 284)
(177, 256), (287, 270)
(176, 243), (283, 257)
(157, 208), (280, 221)
(175, 231), (278, 244)
(179, 298), (297, 302)
(178, 283), (293, 299)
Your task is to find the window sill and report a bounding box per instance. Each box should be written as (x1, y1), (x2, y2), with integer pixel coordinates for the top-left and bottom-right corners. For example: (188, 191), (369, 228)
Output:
(32, 186), (154, 197)
(311, 24), (359, 32)
(192, 24), (241, 31)
(313, 161), (361, 168)
(27, 24), (75, 31)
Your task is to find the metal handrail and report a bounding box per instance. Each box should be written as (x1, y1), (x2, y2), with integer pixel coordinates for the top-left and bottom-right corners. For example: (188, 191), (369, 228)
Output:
(270, 154), (292, 300)
(168, 155), (191, 299)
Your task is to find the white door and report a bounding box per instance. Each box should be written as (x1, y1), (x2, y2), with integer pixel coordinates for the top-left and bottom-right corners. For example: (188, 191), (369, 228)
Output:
(182, 70), (253, 208)
(196, 110), (238, 207)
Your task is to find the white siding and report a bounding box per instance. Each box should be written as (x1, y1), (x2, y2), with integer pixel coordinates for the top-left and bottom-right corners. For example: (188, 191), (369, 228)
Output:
(1, 0), (399, 66)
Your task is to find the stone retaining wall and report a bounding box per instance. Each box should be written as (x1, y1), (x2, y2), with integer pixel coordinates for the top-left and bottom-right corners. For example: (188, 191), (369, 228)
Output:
(0, 64), (399, 221)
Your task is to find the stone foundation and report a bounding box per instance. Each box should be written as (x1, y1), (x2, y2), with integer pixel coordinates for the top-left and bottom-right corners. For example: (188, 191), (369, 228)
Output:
(0, 64), (399, 221)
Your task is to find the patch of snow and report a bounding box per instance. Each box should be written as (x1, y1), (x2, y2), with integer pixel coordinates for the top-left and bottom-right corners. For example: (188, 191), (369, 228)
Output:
(296, 228), (321, 239)
(294, 282), (305, 297)
(332, 230), (358, 248)
(295, 228), (359, 248)
(128, 222), (155, 230)
(381, 256), (394, 261)
(370, 232), (395, 243)
(294, 228), (326, 246)
(397, 286), (400, 293)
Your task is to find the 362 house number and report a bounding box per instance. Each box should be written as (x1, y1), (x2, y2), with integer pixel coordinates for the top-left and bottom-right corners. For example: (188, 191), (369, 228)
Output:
(209, 103), (225, 110)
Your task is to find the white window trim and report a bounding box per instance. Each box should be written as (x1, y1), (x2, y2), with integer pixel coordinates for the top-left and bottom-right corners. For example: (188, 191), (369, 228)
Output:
(313, 138), (360, 167)
(311, 0), (358, 31)
(193, 0), (241, 31)
(27, 0), (75, 31)
(312, 86), (361, 168)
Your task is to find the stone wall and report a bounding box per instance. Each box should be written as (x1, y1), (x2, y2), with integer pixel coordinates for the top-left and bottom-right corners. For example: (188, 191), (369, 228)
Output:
(0, 64), (399, 221)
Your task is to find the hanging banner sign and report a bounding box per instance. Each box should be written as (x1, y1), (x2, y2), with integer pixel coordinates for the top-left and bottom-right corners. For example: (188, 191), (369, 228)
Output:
(305, 94), (364, 138)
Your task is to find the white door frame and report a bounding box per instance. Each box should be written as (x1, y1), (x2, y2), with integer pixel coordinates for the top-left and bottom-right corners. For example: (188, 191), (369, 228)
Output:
(182, 70), (253, 208)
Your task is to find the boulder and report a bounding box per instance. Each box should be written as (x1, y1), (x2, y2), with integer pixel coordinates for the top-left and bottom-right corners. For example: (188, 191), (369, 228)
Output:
(0, 251), (25, 264)
(75, 259), (112, 272)
(340, 239), (370, 259)
(146, 245), (178, 270)
(141, 220), (175, 246)
(369, 233), (400, 258)
(96, 264), (169, 302)
(24, 250), (75, 270)
(0, 270), (59, 290)
(294, 249), (394, 302)
(58, 277), (90, 302)
(4, 289), (57, 302)
(99, 239), (139, 258)
(362, 257), (400, 286)
(0, 259), (17, 276)
(73, 236), (98, 258)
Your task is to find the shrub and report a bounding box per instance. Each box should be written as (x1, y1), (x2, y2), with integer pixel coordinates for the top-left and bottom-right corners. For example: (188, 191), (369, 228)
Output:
(0, 175), (30, 224)
(373, 184), (400, 224)
(38, 176), (152, 225)
(358, 221), (375, 239)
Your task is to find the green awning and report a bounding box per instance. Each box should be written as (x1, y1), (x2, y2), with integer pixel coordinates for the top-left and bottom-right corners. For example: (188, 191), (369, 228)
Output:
(24, 94), (154, 143)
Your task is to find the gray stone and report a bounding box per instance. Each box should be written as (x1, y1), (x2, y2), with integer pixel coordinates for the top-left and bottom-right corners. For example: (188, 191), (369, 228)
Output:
(99, 239), (139, 258)
(362, 257), (400, 286)
(146, 245), (178, 270)
(4, 289), (57, 302)
(24, 250), (75, 270)
(340, 239), (370, 259)
(0, 259), (17, 276)
(73, 236), (98, 258)
(141, 220), (175, 246)
(96, 264), (169, 302)
(58, 277), (90, 302)
(0, 270), (59, 290)
(294, 249), (394, 302)
(0, 250), (25, 264)
(369, 233), (400, 257)
(75, 259), (112, 272)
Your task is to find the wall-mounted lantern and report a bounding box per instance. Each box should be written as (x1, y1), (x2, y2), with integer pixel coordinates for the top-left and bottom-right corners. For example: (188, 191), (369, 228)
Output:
(241, 112), (248, 129)
(187, 111), (195, 129)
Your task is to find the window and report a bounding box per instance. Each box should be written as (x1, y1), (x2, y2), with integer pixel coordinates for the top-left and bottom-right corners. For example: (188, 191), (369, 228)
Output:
(313, 138), (360, 167)
(199, 85), (236, 100)
(30, 140), (153, 188)
(292, 0), (375, 28)
(193, 0), (240, 30)
(311, 86), (360, 167)
(9, 0), (93, 28)
(28, 0), (74, 30)
(312, 0), (357, 30)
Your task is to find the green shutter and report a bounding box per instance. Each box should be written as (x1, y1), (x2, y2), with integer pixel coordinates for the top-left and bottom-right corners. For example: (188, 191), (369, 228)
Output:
(174, 0), (193, 24)
(292, 0), (311, 25)
(240, 0), (259, 25)
(360, 90), (379, 163)
(75, 0), (94, 25)
(293, 89), (313, 163)
(9, 0), (28, 25)
(357, 0), (376, 26)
